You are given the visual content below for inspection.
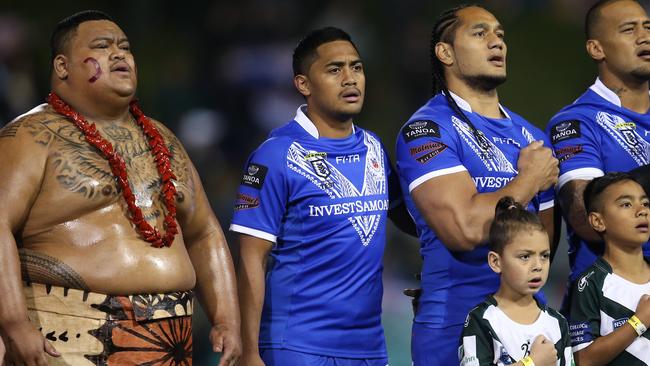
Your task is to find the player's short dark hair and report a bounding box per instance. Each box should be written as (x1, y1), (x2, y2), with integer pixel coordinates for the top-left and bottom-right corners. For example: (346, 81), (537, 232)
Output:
(583, 172), (639, 213)
(489, 196), (545, 253)
(292, 26), (358, 76)
(51, 10), (114, 61)
(585, 0), (637, 39)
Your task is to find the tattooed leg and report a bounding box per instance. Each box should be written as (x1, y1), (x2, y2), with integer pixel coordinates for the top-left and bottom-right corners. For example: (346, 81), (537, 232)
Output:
(19, 249), (89, 290)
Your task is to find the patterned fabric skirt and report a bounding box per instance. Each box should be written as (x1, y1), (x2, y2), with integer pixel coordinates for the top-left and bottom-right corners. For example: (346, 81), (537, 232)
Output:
(23, 282), (193, 365)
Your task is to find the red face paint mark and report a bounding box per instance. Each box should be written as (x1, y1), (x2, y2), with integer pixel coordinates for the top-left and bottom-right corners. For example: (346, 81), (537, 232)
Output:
(83, 57), (102, 83)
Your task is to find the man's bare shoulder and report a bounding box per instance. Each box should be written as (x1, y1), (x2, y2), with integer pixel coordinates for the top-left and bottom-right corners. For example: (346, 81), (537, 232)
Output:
(0, 105), (74, 147)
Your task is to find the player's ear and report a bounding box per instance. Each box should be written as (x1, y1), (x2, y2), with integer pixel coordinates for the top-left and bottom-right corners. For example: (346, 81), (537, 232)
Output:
(586, 39), (604, 62)
(588, 212), (606, 233)
(53, 54), (69, 80)
(435, 42), (454, 66)
(294, 74), (310, 97)
(487, 251), (502, 274)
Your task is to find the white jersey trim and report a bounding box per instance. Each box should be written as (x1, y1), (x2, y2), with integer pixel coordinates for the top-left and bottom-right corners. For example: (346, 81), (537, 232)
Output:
(558, 168), (604, 190)
(589, 78), (622, 107)
(588, 77), (650, 107)
(449, 91), (512, 120)
(294, 104), (355, 139)
(539, 199), (555, 211)
(230, 224), (277, 243)
(408, 165), (467, 193)
(572, 341), (592, 353)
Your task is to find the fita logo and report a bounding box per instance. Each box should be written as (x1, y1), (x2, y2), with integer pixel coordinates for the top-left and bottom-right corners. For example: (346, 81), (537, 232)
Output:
(248, 165), (259, 175)
(578, 271), (595, 292)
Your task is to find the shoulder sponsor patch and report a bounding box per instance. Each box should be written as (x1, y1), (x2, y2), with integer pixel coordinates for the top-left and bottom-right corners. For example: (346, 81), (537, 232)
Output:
(569, 322), (593, 345)
(241, 163), (268, 189)
(409, 141), (447, 164)
(234, 193), (260, 210)
(554, 145), (583, 163)
(551, 120), (581, 144)
(402, 120), (441, 142)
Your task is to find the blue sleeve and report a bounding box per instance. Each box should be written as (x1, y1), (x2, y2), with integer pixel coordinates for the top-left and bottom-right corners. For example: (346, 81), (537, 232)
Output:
(547, 112), (604, 188)
(395, 118), (466, 193)
(230, 138), (289, 243)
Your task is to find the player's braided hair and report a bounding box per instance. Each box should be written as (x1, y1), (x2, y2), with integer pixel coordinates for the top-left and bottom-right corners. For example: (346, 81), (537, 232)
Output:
(489, 196), (545, 253)
(430, 4), (491, 158)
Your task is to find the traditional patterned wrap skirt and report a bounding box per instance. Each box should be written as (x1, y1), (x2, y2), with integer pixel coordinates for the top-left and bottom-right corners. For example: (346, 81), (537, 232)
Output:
(23, 282), (193, 365)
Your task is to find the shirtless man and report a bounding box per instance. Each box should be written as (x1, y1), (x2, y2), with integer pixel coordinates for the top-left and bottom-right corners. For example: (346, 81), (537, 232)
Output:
(0, 10), (240, 366)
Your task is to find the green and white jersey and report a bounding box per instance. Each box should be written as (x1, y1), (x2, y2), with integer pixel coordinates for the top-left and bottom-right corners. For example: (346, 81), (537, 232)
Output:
(569, 257), (650, 364)
(460, 295), (573, 366)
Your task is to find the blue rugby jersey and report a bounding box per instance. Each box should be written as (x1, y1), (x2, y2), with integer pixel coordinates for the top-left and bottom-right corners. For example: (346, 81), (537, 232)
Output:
(547, 78), (650, 283)
(231, 105), (400, 358)
(395, 92), (554, 329)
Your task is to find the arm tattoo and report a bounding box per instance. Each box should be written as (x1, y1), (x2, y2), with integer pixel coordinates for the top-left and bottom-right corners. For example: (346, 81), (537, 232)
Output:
(0, 122), (20, 138)
(19, 249), (89, 290)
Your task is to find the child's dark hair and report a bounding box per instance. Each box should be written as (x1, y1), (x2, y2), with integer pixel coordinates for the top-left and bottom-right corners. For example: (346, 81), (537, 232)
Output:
(583, 172), (638, 214)
(489, 196), (545, 253)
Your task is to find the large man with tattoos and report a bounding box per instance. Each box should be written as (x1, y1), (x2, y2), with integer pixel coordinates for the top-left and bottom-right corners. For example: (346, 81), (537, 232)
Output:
(0, 10), (241, 366)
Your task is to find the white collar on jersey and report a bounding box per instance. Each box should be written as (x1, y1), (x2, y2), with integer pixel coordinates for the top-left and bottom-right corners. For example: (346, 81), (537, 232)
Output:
(589, 77), (650, 107)
(294, 104), (356, 139)
(590, 78), (622, 106)
(447, 90), (511, 120)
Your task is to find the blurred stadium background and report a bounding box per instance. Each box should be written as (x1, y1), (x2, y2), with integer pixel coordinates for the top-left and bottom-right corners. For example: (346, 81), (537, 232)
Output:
(0, 0), (612, 364)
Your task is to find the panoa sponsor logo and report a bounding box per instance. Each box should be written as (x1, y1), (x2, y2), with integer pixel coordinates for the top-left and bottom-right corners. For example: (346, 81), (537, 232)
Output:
(551, 120), (581, 144)
(241, 163), (268, 189)
(402, 120), (441, 142)
(234, 193), (260, 210)
(410, 141), (447, 164)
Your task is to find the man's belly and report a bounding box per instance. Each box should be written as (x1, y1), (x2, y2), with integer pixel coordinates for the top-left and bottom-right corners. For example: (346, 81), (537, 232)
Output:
(19, 238), (196, 295)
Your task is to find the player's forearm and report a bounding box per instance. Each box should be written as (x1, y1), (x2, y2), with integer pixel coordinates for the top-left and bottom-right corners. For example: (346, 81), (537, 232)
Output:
(188, 230), (239, 329)
(574, 325), (638, 366)
(237, 248), (268, 353)
(0, 230), (30, 327)
(560, 180), (602, 243)
(451, 177), (540, 249)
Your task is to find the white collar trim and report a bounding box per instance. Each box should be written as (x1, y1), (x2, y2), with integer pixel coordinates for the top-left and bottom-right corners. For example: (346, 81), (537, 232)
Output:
(589, 78), (622, 107)
(448, 91), (511, 120)
(293, 104), (356, 138)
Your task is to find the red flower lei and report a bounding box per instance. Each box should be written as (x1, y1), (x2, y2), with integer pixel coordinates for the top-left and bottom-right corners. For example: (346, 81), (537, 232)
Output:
(46, 92), (178, 248)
